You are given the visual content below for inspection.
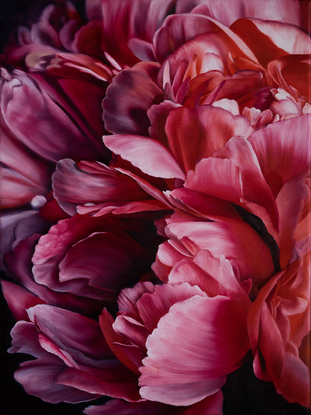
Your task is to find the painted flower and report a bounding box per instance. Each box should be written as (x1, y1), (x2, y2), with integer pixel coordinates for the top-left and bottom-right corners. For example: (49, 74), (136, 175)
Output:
(97, 246), (251, 411)
(102, 0), (310, 153)
(1, 1), (310, 414)
(2, 214), (161, 317)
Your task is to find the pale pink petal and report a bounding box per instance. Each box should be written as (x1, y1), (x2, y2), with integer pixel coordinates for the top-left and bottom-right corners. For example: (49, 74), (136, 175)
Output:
(103, 135), (185, 180)
(165, 215), (274, 283)
(137, 282), (206, 333)
(249, 114), (311, 196)
(154, 14), (217, 62)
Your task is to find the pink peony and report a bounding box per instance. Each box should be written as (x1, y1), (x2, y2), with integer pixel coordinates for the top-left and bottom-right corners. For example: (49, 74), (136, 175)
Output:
(1, 1), (310, 414)
(98, 247), (251, 411)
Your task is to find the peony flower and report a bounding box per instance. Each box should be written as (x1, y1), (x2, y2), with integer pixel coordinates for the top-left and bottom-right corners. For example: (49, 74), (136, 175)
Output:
(102, 1), (310, 143)
(98, 247), (251, 410)
(1, 1), (310, 414)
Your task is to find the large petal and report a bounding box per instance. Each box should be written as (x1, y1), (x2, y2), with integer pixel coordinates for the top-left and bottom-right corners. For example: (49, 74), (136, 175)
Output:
(103, 135), (185, 179)
(140, 295), (249, 405)
(27, 304), (113, 360)
(52, 159), (150, 216)
(231, 18), (311, 67)
(0, 70), (104, 162)
(165, 213), (274, 284)
(249, 114), (311, 197)
(165, 106), (252, 172)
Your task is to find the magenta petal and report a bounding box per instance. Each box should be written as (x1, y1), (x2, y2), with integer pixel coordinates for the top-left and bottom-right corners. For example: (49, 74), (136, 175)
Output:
(249, 114), (311, 196)
(0, 70), (104, 162)
(1, 280), (45, 321)
(53, 159), (148, 216)
(137, 283), (207, 333)
(5, 234), (104, 316)
(140, 295), (249, 405)
(103, 135), (185, 179)
(58, 232), (145, 291)
(165, 215), (274, 283)
(154, 14), (215, 63)
(99, 308), (144, 374)
(9, 322), (94, 404)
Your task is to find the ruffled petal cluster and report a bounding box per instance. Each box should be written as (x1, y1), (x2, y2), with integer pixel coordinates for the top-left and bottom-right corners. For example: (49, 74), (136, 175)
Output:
(1, 1), (310, 414)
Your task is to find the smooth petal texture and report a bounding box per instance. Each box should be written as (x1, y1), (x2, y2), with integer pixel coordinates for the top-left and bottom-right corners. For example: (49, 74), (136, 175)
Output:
(140, 295), (249, 405)
(103, 135), (185, 180)
(32, 215), (150, 300)
(56, 367), (140, 402)
(1, 280), (45, 321)
(100, 308), (144, 374)
(182, 0), (302, 27)
(136, 282), (207, 333)
(231, 18), (311, 66)
(9, 321), (96, 404)
(0, 113), (52, 208)
(52, 159), (150, 216)
(0, 209), (49, 271)
(165, 106), (252, 172)
(248, 256), (310, 407)
(5, 234), (104, 316)
(15, 360), (96, 404)
(165, 213), (274, 283)
(154, 13), (218, 63)
(249, 114), (311, 197)
(99, 0), (176, 66)
(0, 71), (104, 162)
(168, 250), (251, 308)
(276, 174), (310, 268)
(27, 305), (113, 360)
(185, 137), (277, 227)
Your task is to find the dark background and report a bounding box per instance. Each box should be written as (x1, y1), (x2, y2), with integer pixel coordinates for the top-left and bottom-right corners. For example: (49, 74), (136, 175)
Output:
(0, 1), (310, 414)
